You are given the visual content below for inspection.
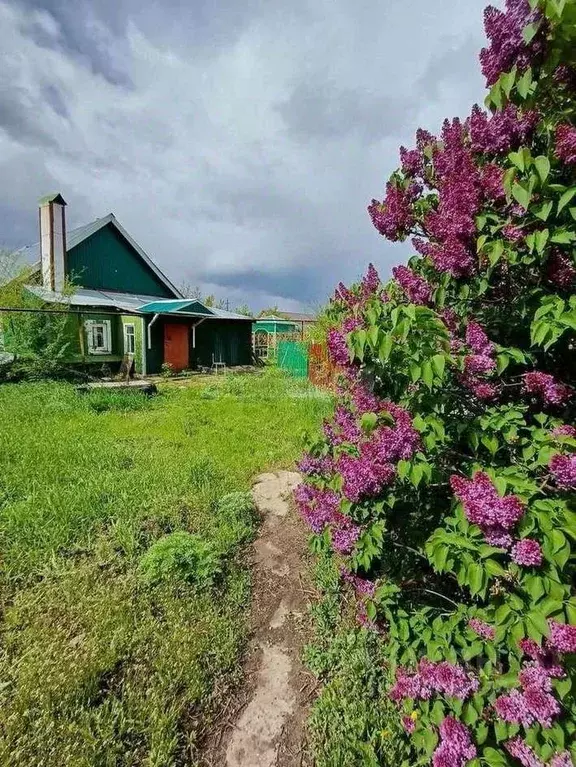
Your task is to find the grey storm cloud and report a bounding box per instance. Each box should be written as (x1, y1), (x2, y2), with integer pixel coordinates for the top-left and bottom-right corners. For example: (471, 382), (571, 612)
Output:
(0, 0), (490, 312)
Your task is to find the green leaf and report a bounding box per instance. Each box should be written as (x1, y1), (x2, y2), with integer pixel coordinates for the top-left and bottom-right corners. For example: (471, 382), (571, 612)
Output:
(379, 332), (393, 362)
(368, 324), (379, 349)
(550, 229), (576, 244)
(516, 67), (533, 99)
(535, 228), (549, 254)
(483, 746), (509, 766)
(360, 412), (378, 433)
(535, 200), (553, 221)
(522, 20), (540, 44)
(534, 156), (551, 183)
(527, 610), (550, 639)
(558, 186), (576, 213)
(512, 182), (531, 210)
(509, 151), (525, 172)
(431, 354), (446, 379)
(422, 360), (434, 390)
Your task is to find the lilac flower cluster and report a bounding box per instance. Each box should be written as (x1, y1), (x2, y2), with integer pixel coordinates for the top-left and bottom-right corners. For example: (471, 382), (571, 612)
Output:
(450, 471), (524, 549)
(480, 163), (506, 202)
(523, 372), (572, 405)
(334, 403), (420, 502)
(555, 123), (576, 165)
(549, 620), (576, 654)
(549, 453), (576, 489)
(294, 484), (341, 534)
(506, 737), (573, 767)
(468, 618), (496, 640)
(327, 316), (362, 368)
(459, 322), (499, 401)
(551, 424), (576, 439)
(297, 454), (334, 478)
(511, 538), (543, 566)
(392, 265), (432, 305)
(390, 658), (479, 702)
(340, 567), (376, 597)
(361, 263), (381, 298)
(432, 717), (476, 767)
(401, 715), (416, 734)
(547, 251), (576, 289)
(503, 223), (524, 242)
(368, 182), (416, 241)
(331, 518), (362, 554)
(494, 661), (561, 728)
(469, 103), (539, 154)
(519, 638), (565, 678)
(479, 0), (543, 86)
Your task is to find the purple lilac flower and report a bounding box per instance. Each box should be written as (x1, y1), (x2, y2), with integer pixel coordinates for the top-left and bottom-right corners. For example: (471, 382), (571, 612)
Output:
(503, 223), (525, 242)
(495, 656), (563, 729)
(505, 737), (545, 767)
(450, 472), (524, 546)
(432, 717), (476, 767)
(519, 663), (553, 693)
(331, 519), (361, 554)
(392, 265), (432, 305)
(464, 354), (496, 375)
(518, 639), (565, 679)
(440, 308), (459, 333)
(340, 567), (376, 597)
(401, 715), (416, 734)
(550, 754), (575, 767)
(481, 163), (506, 202)
(551, 424), (576, 439)
(337, 451), (396, 502)
(468, 618), (496, 640)
(469, 103), (539, 154)
(390, 659), (478, 703)
(294, 484), (340, 533)
(297, 454), (334, 477)
(479, 0), (543, 86)
(511, 539), (543, 566)
(549, 453), (576, 489)
(327, 316), (363, 368)
(351, 381), (384, 415)
(548, 621), (576, 654)
(524, 372), (572, 406)
(547, 252), (576, 289)
(361, 263), (381, 299)
(555, 124), (576, 165)
(333, 281), (355, 307)
(400, 146), (422, 177)
(368, 182), (415, 241)
(494, 689), (535, 727)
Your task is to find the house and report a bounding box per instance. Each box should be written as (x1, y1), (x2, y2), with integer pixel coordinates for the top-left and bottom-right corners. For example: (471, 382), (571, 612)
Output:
(252, 312), (316, 359)
(3, 194), (254, 375)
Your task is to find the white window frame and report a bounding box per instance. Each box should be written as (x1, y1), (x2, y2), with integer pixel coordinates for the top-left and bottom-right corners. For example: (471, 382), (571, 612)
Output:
(85, 320), (112, 355)
(123, 323), (136, 355)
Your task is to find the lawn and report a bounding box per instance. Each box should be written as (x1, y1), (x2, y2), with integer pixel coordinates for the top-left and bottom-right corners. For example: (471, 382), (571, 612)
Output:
(0, 370), (331, 767)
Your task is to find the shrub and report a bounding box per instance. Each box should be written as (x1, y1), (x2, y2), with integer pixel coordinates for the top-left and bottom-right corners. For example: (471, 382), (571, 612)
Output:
(138, 532), (221, 587)
(298, 2), (576, 766)
(160, 362), (175, 378)
(212, 491), (257, 552)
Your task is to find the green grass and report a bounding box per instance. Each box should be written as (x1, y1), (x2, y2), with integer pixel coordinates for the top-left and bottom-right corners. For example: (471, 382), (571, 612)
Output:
(0, 370), (331, 766)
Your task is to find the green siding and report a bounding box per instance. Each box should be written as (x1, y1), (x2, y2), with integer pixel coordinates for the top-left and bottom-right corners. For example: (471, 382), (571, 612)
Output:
(192, 320), (253, 368)
(67, 224), (175, 298)
(253, 320), (298, 334)
(120, 315), (144, 374)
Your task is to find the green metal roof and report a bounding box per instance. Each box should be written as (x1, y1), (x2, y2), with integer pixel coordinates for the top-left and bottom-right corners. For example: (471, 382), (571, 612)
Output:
(138, 299), (211, 314)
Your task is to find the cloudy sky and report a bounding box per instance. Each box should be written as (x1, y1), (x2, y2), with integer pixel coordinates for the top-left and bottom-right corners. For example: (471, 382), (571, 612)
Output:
(0, 0), (491, 312)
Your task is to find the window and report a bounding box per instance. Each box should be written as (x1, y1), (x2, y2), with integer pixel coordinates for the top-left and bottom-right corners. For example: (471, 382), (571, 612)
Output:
(86, 320), (112, 355)
(123, 323), (136, 355)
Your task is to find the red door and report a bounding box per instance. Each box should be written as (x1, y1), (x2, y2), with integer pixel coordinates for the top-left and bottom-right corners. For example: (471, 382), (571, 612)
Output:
(164, 324), (189, 372)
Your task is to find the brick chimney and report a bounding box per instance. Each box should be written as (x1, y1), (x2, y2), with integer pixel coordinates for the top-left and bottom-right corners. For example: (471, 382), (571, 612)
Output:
(39, 193), (67, 292)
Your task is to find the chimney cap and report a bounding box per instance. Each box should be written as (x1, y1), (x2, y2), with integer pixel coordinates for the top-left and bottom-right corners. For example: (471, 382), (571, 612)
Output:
(39, 193), (67, 206)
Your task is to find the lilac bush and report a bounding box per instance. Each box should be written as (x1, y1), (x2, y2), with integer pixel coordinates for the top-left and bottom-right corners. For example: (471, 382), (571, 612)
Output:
(299, 1), (576, 764)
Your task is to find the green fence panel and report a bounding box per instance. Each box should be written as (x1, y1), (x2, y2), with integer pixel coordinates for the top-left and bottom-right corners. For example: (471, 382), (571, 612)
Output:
(277, 340), (308, 378)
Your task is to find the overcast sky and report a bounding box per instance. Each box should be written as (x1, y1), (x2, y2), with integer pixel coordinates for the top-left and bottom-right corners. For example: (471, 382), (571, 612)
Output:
(0, 0), (490, 311)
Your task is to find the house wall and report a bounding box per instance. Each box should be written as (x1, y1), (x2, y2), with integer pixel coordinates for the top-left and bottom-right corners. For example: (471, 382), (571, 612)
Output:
(120, 315), (145, 374)
(67, 224), (175, 298)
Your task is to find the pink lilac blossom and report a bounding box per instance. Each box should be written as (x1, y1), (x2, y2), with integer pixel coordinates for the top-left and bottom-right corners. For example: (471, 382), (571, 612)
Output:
(518, 639), (565, 679)
(351, 380), (384, 415)
(333, 281), (355, 307)
(331, 519), (361, 554)
(464, 354), (496, 375)
(368, 182), (415, 241)
(340, 567), (376, 597)
(511, 538), (543, 566)
(297, 454), (334, 477)
(479, 0), (543, 86)
(495, 655), (562, 729)
(400, 146), (422, 177)
(356, 603), (380, 631)
(401, 715), (416, 734)
(519, 663), (553, 692)
(524, 372), (572, 406)
(547, 251), (576, 289)
(392, 265), (432, 305)
(505, 737), (545, 767)
(469, 103), (539, 154)
(481, 163), (506, 201)
(294, 484), (340, 533)
(413, 236), (476, 278)
(555, 124), (576, 165)
(360, 263), (381, 299)
(550, 754), (574, 767)
(503, 224), (525, 242)
(432, 717), (476, 767)
(548, 621), (576, 654)
(549, 453), (576, 489)
(551, 424), (576, 439)
(450, 472), (524, 547)
(390, 659), (478, 703)
(440, 308), (459, 333)
(468, 618), (496, 640)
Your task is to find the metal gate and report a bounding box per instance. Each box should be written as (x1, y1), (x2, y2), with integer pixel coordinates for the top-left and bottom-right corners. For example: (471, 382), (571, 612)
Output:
(277, 340), (308, 378)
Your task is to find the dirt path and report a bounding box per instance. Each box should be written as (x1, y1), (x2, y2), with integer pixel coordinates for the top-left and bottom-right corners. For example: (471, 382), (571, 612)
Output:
(202, 470), (315, 767)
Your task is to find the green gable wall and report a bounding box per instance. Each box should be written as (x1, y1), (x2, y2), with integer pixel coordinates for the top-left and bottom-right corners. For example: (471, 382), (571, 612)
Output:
(67, 224), (175, 298)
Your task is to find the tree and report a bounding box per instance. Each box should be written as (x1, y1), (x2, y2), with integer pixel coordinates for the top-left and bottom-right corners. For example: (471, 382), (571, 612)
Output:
(298, 2), (576, 765)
